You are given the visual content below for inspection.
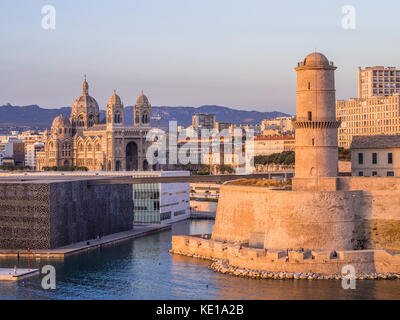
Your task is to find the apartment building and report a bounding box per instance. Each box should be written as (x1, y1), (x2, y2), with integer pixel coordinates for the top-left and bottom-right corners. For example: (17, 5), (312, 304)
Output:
(358, 66), (400, 99)
(337, 94), (400, 148)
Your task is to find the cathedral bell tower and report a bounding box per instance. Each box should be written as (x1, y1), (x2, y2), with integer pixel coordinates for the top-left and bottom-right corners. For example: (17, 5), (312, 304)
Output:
(106, 90), (124, 129)
(134, 91), (151, 127)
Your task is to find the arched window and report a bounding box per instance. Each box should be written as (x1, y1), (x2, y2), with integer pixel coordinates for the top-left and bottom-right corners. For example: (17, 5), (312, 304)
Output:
(88, 114), (94, 127)
(87, 143), (93, 152)
(79, 144), (84, 152)
(78, 115), (84, 127)
(135, 111), (140, 124)
(96, 144), (101, 152)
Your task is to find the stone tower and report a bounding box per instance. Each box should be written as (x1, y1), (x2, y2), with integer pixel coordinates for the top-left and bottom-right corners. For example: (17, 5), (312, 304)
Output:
(293, 52), (341, 179)
(134, 91), (151, 127)
(106, 90), (124, 129)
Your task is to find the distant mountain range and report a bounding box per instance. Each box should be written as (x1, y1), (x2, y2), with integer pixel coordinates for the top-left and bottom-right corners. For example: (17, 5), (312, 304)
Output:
(0, 103), (290, 129)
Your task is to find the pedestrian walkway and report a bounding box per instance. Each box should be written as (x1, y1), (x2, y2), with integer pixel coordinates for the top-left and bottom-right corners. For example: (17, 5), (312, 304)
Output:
(0, 224), (171, 258)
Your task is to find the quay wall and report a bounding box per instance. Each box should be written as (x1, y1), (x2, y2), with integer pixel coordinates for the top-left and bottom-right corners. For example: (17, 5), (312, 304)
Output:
(171, 236), (400, 275)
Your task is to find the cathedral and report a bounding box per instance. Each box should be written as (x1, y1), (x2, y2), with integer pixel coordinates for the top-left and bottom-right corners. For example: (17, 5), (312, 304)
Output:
(37, 78), (153, 171)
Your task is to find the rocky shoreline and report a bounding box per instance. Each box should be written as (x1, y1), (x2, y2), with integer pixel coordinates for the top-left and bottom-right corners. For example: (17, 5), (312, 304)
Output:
(169, 249), (400, 280)
(210, 260), (400, 280)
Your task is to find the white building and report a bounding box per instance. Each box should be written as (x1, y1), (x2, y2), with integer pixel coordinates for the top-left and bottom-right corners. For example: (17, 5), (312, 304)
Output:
(253, 135), (295, 156)
(25, 142), (45, 168)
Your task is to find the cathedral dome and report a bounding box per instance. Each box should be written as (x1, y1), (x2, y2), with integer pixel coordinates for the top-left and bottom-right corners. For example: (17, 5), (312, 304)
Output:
(302, 52), (330, 67)
(71, 78), (100, 118)
(136, 91), (149, 105)
(52, 114), (71, 128)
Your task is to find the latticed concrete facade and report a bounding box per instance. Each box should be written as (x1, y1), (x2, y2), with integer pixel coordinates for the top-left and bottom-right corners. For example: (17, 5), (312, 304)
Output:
(0, 180), (133, 249)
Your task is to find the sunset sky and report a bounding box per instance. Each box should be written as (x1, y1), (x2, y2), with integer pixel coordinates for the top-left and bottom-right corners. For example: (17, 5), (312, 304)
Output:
(1, 0), (399, 114)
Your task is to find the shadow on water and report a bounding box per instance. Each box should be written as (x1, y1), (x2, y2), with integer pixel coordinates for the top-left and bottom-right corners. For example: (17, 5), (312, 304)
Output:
(0, 219), (399, 300)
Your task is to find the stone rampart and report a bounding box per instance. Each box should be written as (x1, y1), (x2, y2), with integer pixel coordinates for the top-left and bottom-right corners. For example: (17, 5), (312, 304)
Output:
(171, 235), (400, 276)
(211, 180), (400, 252)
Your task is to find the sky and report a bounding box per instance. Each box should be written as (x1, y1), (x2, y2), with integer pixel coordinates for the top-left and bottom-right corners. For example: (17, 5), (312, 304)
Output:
(0, 0), (399, 114)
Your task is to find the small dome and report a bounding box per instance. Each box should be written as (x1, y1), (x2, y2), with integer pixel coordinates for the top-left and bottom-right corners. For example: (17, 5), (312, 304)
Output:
(136, 91), (149, 105)
(108, 91), (122, 106)
(302, 52), (330, 67)
(52, 114), (71, 128)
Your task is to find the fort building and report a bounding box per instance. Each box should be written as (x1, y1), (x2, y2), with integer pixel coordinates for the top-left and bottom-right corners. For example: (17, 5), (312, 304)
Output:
(171, 53), (400, 277)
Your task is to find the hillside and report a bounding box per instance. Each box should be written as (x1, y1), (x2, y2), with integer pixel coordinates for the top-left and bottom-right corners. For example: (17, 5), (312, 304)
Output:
(0, 103), (290, 129)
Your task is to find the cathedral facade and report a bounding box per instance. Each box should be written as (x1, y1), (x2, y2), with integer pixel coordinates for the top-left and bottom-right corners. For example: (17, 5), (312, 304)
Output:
(37, 79), (153, 171)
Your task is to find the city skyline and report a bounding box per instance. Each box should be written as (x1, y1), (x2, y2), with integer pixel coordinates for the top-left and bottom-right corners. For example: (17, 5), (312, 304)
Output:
(1, 0), (400, 114)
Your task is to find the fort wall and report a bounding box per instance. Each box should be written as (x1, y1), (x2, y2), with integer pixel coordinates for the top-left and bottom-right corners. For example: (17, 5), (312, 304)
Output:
(211, 180), (400, 252)
(171, 235), (400, 275)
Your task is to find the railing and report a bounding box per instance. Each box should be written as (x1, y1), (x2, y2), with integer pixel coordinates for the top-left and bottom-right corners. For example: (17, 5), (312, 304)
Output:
(293, 117), (339, 122)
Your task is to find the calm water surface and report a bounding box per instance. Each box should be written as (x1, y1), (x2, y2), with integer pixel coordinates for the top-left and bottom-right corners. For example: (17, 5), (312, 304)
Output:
(0, 220), (399, 300)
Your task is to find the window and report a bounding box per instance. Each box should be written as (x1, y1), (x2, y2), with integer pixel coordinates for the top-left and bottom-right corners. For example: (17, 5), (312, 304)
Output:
(308, 111), (312, 121)
(372, 153), (377, 164)
(388, 152), (393, 164)
(358, 171), (364, 176)
(372, 171), (377, 176)
(308, 82), (311, 90)
(358, 153), (363, 164)
(387, 171), (395, 177)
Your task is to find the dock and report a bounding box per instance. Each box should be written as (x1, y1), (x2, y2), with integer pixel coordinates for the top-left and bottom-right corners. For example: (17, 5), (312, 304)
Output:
(0, 224), (171, 259)
(0, 268), (40, 281)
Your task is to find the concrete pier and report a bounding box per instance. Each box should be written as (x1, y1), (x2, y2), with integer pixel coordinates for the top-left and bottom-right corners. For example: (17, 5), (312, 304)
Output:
(0, 268), (40, 281)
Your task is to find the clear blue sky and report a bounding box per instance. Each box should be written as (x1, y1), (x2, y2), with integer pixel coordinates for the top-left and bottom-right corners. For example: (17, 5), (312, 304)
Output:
(0, 0), (399, 114)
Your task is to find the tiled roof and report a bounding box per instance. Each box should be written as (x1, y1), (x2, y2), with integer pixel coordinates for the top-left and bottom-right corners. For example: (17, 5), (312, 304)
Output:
(351, 135), (400, 149)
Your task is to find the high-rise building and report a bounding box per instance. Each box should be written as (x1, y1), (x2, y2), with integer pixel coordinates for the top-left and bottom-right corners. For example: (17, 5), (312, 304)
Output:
(336, 94), (400, 148)
(358, 66), (400, 99)
(25, 142), (44, 168)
